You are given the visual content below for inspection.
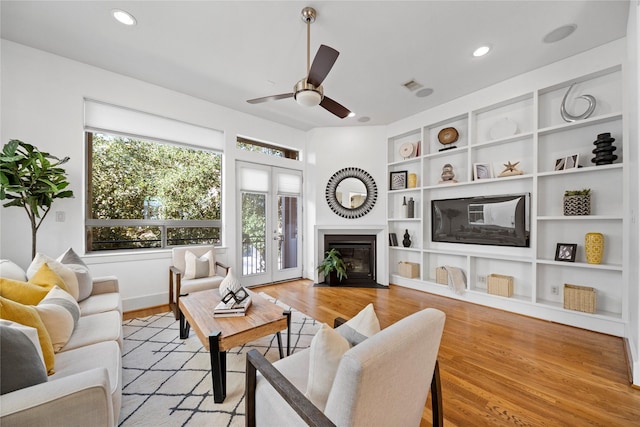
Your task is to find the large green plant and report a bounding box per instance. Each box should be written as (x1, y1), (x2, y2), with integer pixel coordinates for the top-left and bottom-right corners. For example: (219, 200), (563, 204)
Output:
(0, 140), (74, 258)
(317, 248), (348, 282)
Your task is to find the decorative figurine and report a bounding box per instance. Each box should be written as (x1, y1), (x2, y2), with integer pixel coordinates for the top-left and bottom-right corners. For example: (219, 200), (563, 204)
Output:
(439, 163), (458, 184)
(560, 83), (596, 122)
(498, 161), (524, 177)
(591, 132), (617, 165)
(402, 229), (411, 247)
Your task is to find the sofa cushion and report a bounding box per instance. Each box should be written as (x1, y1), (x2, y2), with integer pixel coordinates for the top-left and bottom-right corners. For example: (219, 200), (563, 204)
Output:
(61, 311), (123, 352)
(78, 292), (122, 316)
(180, 276), (224, 294)
(0, 320), (47, 394)
(0, 296), (55, 375)
(57, 248), (93, 302)
(0, 277), (50, 305)
(27, 254), (80, 300)
(304, 323), (350, 411)
(335, 303), (381, 346)
(0, 259), (27, 281)
(35, 286), (81, 352)
(183, 250), (215, 279)
(28, 263), (72, 296)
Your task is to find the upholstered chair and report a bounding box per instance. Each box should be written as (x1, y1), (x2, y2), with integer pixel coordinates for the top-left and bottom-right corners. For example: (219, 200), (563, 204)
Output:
(169, 245), (228, 319)
(246, 307), (446, 427)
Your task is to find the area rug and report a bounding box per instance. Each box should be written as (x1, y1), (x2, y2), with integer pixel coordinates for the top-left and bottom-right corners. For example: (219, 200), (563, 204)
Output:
(118, 293), (320, 426)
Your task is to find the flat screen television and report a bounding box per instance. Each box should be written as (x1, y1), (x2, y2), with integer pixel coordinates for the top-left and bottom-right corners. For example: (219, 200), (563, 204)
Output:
(431, 193), (530, 247)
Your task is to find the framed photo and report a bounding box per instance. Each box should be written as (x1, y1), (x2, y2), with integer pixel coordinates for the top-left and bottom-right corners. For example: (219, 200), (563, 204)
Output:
(564, 154), (580, 170)
(473, 163), (492, 180)
(554, 157), (566, 171)
(555, 243), (577, 262)
(390, 171), (408, 190)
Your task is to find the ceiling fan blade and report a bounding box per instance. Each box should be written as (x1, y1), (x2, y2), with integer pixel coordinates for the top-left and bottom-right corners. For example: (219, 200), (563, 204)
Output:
(320, 96), (351, 119)
(247, 93), (294, 104)
(307, 45), (339, 87)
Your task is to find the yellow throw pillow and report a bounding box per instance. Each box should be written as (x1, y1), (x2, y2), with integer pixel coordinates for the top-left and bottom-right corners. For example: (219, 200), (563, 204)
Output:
(28, 263), (72, 295)
(27, 254), (79, 300)
(0, 296), (55, 375)
(0, 278), (50, 305)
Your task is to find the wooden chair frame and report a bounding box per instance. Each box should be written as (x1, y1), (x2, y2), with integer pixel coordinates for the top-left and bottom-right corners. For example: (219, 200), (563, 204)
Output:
(168, 262), (228, 319)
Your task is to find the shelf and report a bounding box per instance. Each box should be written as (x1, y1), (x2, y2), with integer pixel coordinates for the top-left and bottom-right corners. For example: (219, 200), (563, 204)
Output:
(536, 259), (623, 271)
(424, 146), (466, 159)
(538, 112), (622, 136)
(388, 218), (421, 222)
(388, 188), (420, 194)
(387, 157), (421, 167)
(390, 247), (421, 252)
(537, 163), (622, 178)
(537, 215), (623, 221)
(423, 173), (532, 189)
(423, 248), (531, 263)
(535, 299), (622, 320)
(471, 131), (534, 149)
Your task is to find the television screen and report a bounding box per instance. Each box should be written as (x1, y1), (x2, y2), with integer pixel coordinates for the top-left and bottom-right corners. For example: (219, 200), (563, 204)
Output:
(431, 193), (530, 247)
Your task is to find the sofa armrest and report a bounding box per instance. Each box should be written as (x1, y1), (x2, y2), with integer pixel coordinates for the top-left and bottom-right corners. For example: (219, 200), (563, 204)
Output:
(246, 349), (335, 427)
(0, 368), (114, 427)
(92, 276), (119, 295)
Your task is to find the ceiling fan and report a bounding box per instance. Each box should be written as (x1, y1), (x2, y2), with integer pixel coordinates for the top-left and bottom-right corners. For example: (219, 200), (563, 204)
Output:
(246, 6), (352, 119)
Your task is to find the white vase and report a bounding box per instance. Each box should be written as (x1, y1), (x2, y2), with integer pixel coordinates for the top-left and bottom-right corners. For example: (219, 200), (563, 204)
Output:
(219, 267), (241, 297)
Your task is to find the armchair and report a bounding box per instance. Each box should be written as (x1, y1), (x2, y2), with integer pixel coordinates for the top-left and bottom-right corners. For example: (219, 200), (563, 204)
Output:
(246, 307), (445, 427)
(168, 245), (228, 319)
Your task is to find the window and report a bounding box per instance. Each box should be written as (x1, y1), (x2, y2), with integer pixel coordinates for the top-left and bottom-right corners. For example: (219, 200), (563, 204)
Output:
(237, 137), (299, 160)
(86, 131), (222, 251)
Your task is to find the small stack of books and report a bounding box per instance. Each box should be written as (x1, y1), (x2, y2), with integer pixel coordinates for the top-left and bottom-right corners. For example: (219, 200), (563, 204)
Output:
(213, 295), (252, 317)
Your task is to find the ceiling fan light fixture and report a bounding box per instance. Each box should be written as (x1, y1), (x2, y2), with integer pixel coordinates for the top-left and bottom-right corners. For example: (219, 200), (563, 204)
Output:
(295, 90), (322, 107)
(111, 9), (137, 26)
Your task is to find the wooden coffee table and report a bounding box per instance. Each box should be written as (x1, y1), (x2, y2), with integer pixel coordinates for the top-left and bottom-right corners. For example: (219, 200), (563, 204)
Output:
(178, 288), (290, 403)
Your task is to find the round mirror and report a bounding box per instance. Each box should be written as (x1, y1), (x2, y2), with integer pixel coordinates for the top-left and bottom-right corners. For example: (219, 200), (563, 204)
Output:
(325, 167), (377, 218)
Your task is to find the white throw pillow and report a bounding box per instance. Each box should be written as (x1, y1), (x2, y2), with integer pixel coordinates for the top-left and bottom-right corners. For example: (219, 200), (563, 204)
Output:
(0, 259), (28, 281)
(336, 303), (381, 345)
(57, 248), (93, 301)
(27, 253), (80, 300)
(304, 323), (351, 411)
(183, 250), (215, 279)
(35, 286), (81, 352)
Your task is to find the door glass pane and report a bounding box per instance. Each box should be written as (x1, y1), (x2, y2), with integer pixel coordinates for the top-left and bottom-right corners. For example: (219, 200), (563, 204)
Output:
(242, 192), (266, 276)
(278, 195), (298, 270)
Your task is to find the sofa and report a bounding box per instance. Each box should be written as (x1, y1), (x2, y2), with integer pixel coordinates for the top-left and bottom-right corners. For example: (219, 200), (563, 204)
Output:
(0, 253), (123, 427)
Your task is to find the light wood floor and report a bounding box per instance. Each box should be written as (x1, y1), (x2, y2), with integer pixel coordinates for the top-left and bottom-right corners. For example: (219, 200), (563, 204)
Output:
(126, 280), (640, 426)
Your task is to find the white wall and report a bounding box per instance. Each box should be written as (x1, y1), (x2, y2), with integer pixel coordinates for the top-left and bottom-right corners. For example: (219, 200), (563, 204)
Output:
(0, 40), (305, 310)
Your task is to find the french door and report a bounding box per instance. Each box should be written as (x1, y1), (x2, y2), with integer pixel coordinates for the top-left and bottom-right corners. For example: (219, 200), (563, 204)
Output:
(237, 162), (302, 286)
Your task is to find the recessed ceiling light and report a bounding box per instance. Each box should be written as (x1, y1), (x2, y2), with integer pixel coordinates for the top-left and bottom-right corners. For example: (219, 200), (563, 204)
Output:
(416, 88), (434, 98)
(543, 24), (577, 43)
(112, 9), (137, 26)
(473, 46), (491, 57)
(357, 116), (371, 123)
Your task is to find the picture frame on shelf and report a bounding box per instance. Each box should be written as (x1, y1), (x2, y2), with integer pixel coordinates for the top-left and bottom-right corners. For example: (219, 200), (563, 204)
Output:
(473, 163), (492, 180)
(555, 243), (577, 262)
(390, 171), (408, 190)
(564, 154), (580, 169)
(554, 157), (566, 171)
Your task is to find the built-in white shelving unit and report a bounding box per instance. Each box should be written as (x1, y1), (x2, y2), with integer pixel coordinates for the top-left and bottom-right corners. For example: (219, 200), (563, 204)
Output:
(387, 65), (626, 336)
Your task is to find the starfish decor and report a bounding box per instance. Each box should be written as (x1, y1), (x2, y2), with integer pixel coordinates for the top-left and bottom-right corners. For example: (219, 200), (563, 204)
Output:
(499, 160), (524, 177)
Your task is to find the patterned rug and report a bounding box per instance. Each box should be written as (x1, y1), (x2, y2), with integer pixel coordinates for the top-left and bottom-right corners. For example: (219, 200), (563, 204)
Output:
(118, 293), (320, 426)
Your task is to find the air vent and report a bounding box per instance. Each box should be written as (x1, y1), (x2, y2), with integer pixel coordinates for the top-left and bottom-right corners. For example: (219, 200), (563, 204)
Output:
(402, 79), (423, 92)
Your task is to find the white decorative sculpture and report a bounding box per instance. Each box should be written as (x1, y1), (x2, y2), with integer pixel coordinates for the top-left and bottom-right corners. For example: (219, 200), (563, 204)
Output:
(219, 267), (241, 297)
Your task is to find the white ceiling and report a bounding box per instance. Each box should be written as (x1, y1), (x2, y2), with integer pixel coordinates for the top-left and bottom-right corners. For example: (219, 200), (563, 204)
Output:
(0, 1), (630, 131)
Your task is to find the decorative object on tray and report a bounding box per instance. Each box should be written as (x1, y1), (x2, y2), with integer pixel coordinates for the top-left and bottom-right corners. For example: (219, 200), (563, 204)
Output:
(563, 189), (591, 215)
(402, 229), (411, 247)
(389, 170), (408, 190)
(489, 117), (518, 140)
(399, 142), (416, 159)
(591, 132), (617, 165)
(560, 83), (596, 122)
(213, 288), (252, 317)
(555, 243), (577, 262)
(498, 160), (524, 177)
(487, 274), (514, 297)
(437, 127), (458, 151)
(407, 172), (417, 188)
(439, 163), (458, 184)
(397, 261), (419, 278)
(473, 163), (492, 180)
(564, 284), (596, 313)
(401, 196), (408, 218)
(585, 232), (604, 264)
(389, 233), (398, 246)
(407, 197), (415, 218)
(219, 267), (241, 297)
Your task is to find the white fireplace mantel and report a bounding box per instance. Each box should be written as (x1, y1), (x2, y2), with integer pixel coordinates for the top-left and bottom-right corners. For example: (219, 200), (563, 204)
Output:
(314, 224), (388, 286)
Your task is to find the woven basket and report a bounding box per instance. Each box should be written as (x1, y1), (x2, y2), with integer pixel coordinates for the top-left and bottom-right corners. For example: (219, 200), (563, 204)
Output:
(435, 267), (448, 285)
(563, 194), (591, 216)
(487, 274), (514, 297)
(563, 284), (596, 313)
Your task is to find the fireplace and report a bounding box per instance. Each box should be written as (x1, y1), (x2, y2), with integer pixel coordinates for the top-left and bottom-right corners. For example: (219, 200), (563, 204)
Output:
(323, 234), (376, 286)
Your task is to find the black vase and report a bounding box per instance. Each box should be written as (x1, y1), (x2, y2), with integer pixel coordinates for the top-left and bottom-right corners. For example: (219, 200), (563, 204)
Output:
(591, 132), (617, 165)
(402, 229), (411, 247)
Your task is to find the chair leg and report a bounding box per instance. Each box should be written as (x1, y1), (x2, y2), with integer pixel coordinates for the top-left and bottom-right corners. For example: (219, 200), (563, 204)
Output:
(169, 270), (177, 319)
(246, 353), (257, 427)
(431, 360), (443, 427)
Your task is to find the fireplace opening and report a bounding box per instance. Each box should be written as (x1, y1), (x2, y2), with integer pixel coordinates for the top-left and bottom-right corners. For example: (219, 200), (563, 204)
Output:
(323, 234), (376, 286)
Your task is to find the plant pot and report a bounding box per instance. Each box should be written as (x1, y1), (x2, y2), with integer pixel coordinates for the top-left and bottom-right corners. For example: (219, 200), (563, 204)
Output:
(326, 272), (343, 286)
(563, 194), (591, 216)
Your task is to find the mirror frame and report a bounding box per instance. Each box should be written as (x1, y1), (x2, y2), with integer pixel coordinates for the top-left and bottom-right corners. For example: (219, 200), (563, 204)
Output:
(325, 167), (378, 218)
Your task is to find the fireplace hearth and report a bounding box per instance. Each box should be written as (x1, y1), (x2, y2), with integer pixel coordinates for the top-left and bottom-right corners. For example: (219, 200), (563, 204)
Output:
(321, 234), (379, 287)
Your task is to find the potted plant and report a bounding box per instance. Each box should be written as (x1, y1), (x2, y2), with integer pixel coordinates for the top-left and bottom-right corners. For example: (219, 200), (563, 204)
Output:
(0, 140), (74, 258)
(317, 248), (348, 285)
(563, 188), (591, 216)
